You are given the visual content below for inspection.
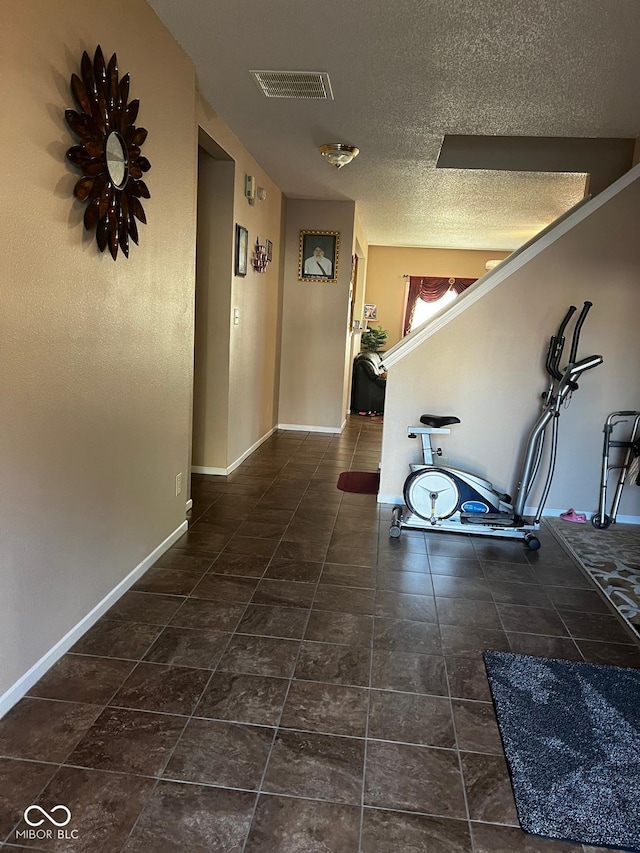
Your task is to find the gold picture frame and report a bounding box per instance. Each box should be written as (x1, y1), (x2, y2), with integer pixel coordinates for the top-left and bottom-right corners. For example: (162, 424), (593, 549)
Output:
(298, 230), (339, 282)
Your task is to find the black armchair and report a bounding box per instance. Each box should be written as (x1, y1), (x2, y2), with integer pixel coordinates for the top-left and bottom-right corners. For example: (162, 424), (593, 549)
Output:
(350, 352), (387, 414)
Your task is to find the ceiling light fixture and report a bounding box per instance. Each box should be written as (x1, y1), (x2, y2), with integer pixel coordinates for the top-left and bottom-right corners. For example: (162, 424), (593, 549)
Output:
(319, 143), (359, 169)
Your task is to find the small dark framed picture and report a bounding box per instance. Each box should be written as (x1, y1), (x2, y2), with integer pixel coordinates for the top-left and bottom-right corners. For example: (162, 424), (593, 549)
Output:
(364, 303), (377, 320)
(235, 224), (248, 277)
(298, 230), (340, 282)
(266, 239), (273, 262)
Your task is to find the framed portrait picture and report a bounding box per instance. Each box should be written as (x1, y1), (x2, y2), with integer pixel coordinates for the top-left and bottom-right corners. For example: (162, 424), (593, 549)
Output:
(235, 224), (248, 277)
(364, 303), (377, 320)
(266, 240), (273, 262)
(298, 230), (340, 282)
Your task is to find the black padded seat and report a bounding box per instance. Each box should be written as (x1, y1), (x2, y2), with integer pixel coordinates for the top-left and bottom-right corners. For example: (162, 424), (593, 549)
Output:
(419, 415), (461, 428)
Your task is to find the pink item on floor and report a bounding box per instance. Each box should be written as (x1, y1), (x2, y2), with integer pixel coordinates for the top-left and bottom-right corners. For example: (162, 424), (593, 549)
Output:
(559, 508), (587, 523)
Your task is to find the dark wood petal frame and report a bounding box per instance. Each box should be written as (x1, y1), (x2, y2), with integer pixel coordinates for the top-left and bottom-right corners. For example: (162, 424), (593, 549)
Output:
(65, 45), (151, 260)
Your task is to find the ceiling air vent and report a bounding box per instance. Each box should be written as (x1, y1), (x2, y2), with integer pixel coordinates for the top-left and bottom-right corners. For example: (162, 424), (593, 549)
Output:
(250, 70), (334, 100)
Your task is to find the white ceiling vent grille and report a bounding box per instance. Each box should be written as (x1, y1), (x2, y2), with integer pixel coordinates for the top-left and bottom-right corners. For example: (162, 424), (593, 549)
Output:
(250, 70), (334, 100)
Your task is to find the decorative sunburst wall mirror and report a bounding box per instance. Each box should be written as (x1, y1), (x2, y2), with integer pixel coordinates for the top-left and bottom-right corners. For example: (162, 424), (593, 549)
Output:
(65, 46), (151, 260)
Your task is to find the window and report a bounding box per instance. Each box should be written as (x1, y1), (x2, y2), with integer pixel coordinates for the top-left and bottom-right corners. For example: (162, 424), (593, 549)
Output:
(409, 288), (458, 332)
(403, 276), (477, 336)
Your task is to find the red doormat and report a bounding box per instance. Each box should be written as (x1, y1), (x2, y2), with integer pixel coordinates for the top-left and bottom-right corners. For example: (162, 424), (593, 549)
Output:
(337, 471), (380, 494)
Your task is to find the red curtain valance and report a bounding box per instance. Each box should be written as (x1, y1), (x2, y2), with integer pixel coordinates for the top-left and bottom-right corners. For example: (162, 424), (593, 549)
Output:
(403, 276), (476, 336)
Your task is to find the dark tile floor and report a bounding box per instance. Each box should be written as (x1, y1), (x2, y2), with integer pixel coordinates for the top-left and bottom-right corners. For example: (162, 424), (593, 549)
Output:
(2, 417), (639, 851)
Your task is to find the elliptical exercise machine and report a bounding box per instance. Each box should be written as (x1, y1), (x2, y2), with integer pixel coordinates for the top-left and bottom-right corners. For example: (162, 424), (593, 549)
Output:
(389, 302), (603, 549)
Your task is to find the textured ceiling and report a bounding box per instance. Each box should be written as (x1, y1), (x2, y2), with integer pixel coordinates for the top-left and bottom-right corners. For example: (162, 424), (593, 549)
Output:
(147, 0), (640, 250)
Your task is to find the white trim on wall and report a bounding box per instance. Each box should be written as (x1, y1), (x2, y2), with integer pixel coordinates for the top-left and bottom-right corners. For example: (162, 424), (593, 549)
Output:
(377, 493), (404, 506)
(277, 423), (343, 434)
(0, 520), (188, 720)
(533, 507), (640, 525)
(192, 426), (277, 476)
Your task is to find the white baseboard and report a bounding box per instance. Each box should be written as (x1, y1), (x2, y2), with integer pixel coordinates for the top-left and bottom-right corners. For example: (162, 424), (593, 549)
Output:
(0, 520), (188, 720)
(377, 493), (403, 505)
(602, 513), (640, 525)
(536, 507), (640, 525)
(191, 427), (277, 476)
(277, 423), (343, 434)
(192, 465), (227, 475)
(186, 499), (193, 511)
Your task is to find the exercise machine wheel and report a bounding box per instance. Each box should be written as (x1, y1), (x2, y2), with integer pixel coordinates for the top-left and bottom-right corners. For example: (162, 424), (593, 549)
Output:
(591, 514), (612, 530)
(524, 534), (541, 550)
(404, 468), (459, 521)
(389, 506), (402, 538)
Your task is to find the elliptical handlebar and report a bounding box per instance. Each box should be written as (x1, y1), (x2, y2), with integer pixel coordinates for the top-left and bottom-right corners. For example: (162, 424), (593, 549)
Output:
(568, 354), (604, 375)
(546, 305), (576, 381)
(560, 353), (604, 394)
(559, 355), (604, 396)
(568, 301), (593, 365)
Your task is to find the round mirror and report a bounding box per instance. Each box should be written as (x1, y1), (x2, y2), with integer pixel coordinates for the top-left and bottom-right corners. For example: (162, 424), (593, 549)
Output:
(104, 131), (129, 189)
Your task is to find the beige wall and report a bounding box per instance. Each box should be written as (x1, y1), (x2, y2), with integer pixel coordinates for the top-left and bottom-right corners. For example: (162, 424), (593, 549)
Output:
(0, 0), (286, 711)
(1, 0), (197, 702)
(380, 176), (640, 519)
(365, 246), (511, 348)
(279, 200), (356, 430)
(196, 101), (285, 468)
(193, 149), (234, 470)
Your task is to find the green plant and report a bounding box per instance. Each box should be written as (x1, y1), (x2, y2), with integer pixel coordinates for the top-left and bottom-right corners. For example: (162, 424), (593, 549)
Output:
(361, 325), (388, 352)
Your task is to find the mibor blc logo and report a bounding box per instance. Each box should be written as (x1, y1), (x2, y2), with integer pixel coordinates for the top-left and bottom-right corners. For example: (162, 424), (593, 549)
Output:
(16, 805), (79, 842)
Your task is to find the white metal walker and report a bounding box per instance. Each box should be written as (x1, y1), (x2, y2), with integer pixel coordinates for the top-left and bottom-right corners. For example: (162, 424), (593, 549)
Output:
(592, 410), (640, 529)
